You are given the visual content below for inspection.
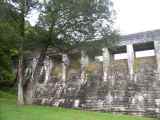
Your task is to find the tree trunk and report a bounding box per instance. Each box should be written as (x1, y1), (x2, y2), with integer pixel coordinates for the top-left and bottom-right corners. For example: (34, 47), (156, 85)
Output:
(17, 1), (26, 104)
(17, 54), (24, 105)
(17, 14), (25, 105)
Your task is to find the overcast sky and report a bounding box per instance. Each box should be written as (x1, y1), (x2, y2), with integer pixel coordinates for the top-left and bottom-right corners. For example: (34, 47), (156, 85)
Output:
(113, 0), (160, 35)
(28, 0), (160, 35)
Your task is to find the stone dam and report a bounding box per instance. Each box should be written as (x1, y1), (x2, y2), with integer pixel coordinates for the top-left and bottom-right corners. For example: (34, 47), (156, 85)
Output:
(24, 29), (160, 117)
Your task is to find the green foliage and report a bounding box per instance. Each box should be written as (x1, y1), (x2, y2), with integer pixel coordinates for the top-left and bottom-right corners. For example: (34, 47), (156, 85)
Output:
(0, 21), (19, 81)
(0, 90), (16, 100)
(0, 1), (40, 81)
(38, 0), (118, 54)
(0, 0), (119, 82)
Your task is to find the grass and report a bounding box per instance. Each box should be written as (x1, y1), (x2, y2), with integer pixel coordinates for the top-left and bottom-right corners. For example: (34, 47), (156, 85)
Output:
(0, 90), (156, 120)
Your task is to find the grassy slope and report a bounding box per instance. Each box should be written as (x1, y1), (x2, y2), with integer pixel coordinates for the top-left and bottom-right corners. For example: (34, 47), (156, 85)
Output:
(0, 91), (155, 120)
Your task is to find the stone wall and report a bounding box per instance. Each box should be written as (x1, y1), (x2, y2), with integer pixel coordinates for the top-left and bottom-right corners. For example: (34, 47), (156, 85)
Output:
(24, 30), (160, 117)
(26, 55), (160, 117)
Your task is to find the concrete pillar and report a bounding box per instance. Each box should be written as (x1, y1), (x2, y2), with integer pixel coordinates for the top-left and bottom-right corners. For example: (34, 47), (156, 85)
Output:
(62, 54), (70, 81)
(80, 50), (89, 84)
(154, 40), (160, 79)
(102, 48), (110, 81)
(126, 44), (134, 80)
(24, 57), (37, 104)
(44, 56), (53, 84)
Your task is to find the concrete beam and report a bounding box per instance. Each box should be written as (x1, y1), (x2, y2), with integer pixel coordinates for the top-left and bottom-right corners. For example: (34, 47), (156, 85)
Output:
(127, 44), (134, 80)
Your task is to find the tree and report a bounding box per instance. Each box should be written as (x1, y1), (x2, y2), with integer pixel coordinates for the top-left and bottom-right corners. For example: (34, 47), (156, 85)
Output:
(37, 0), (117, 82)
(4, 0), (40, 105)
(0, 2), (20, 82)
(0, 0), (41, 104)
(0, 0), (117, 105)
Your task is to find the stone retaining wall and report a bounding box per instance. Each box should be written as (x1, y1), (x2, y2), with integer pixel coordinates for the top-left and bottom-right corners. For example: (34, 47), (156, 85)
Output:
(30, 56), (160, 117)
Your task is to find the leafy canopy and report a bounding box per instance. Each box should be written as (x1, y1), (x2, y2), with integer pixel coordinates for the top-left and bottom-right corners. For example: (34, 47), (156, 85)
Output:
(37, 0), (116, 53)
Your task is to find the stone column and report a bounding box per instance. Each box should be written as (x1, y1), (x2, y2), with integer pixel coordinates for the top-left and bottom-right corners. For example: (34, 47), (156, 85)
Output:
(102, 48), (110, 81)
(126, 44), (134, 80)
(154, 40), (160, 80)
(24, 57), (38, 104)
(80, 50), (89, 84)
(62, 54), (70, 82)
(44, 56), (54, 84)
